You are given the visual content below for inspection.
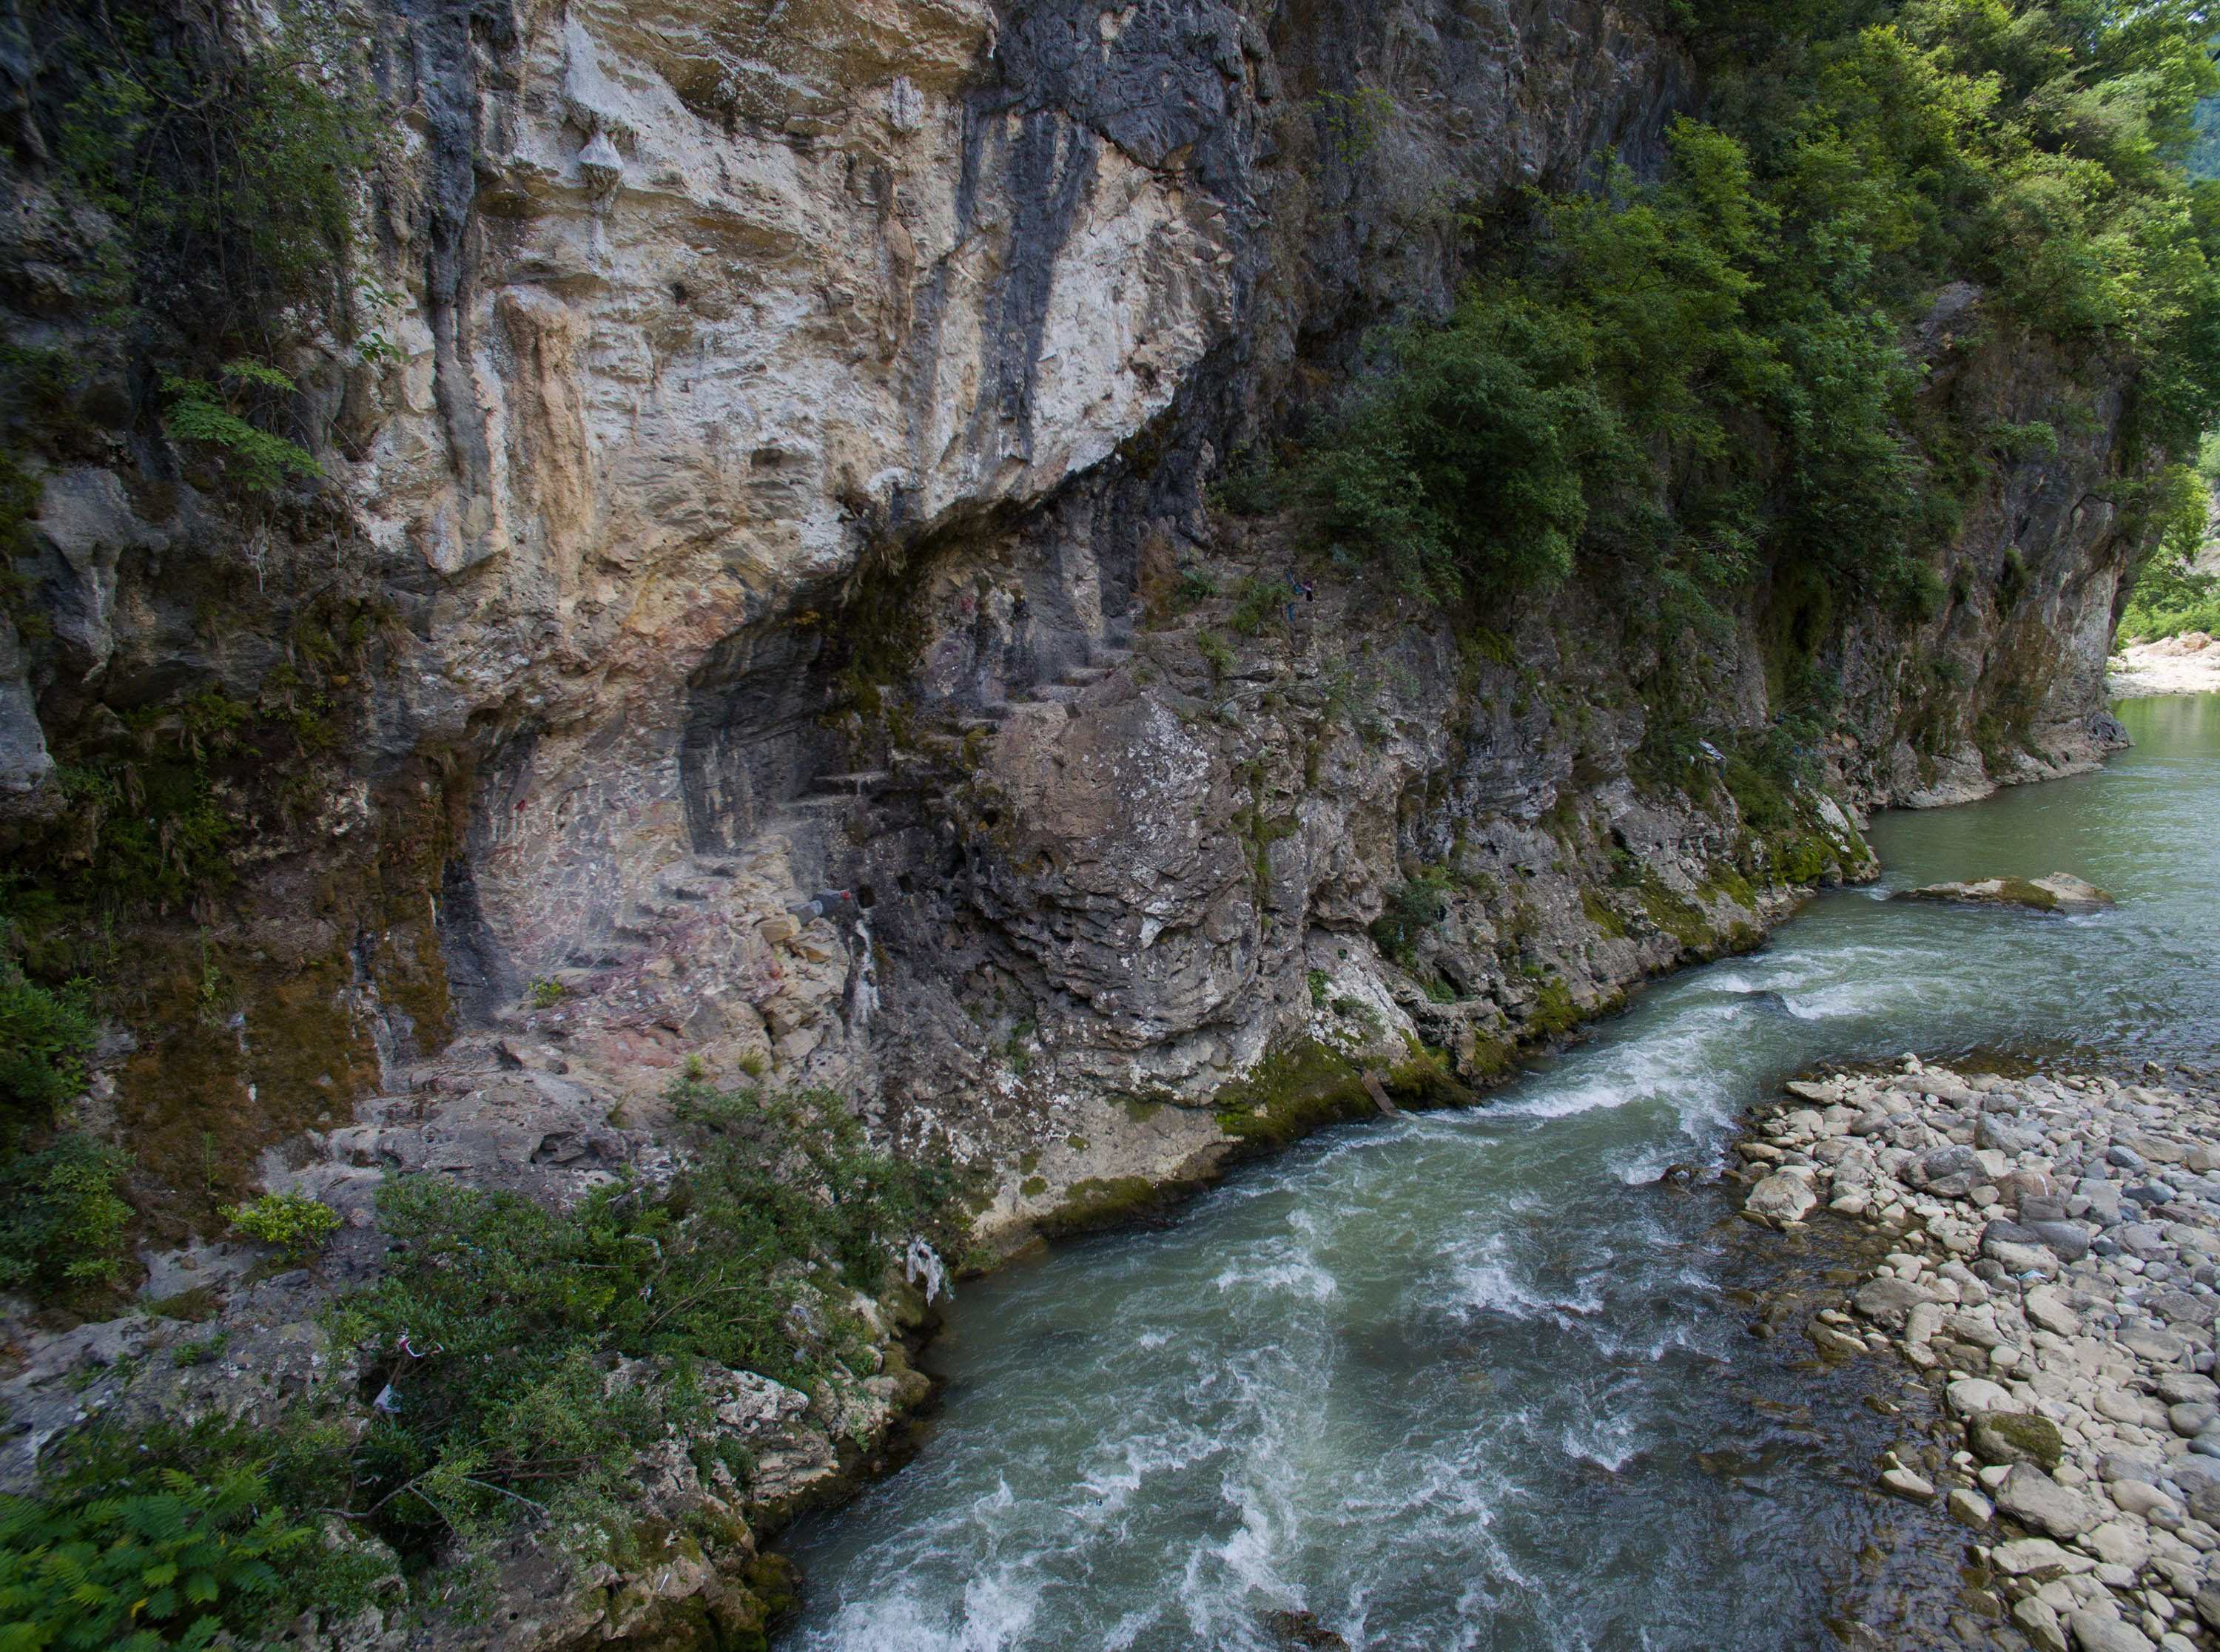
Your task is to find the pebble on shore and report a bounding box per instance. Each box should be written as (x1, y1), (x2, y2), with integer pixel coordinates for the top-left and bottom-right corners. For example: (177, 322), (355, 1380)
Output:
(1740, 1055), (2220, 1652)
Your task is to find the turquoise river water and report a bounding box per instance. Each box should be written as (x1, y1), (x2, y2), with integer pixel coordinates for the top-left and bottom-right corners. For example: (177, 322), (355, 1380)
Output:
(778, 693), (2220, 1651)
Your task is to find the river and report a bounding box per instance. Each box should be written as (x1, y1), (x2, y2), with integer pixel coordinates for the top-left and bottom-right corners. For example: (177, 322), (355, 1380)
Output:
(777, 692), (2220, 1651)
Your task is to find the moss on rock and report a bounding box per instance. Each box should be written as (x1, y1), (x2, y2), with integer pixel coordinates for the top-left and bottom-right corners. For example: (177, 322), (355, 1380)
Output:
(1968, 1409), (2065, 1471)
(1038, 1176), (1165, 1235)
(1212, 1039), (1377, 1152)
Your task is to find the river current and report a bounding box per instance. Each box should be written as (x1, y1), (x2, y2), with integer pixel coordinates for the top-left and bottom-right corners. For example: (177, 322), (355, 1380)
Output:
(778, 693), (2220, 1651)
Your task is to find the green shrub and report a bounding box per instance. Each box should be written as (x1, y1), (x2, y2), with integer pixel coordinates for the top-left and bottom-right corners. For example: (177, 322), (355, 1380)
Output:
(0, 1136), (132, 1292)
(1227, 577), (1285, 636)
(2120, 452), (2220, 640)
(1209, 448), (1283, 515)
(1196, 628), (1237, 681)
(1303, 294), (1636, 601)
(0, 959), (94, 1130)
(224, 1191), (341, 1258)
(47, 0), (380, 388)
(1369, 877), (1451, 965)
(158, 365), (319, 492)
(1721, 755), (1793, 835)
(0, 1468), (317, 1651)
(330, 1086), (967, 1562)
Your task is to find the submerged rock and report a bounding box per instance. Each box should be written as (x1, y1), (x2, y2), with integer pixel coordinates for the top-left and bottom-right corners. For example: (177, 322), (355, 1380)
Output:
(1263, 1609), (1351, 1651)
(1894, 873), (2115, 911)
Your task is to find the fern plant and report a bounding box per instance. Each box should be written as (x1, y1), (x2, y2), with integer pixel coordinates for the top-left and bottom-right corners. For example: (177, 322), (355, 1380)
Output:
(0, 1468), (314, 1651)
(158, 363), (318, 492)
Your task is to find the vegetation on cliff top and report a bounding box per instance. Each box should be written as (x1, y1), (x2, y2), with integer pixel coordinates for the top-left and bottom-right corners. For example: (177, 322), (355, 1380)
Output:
(13, 0), (379, 485)
(1293, 0), (2220, 630)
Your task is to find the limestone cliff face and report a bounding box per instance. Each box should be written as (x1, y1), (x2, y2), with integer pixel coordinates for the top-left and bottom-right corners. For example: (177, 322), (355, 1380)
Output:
(1, 0), (2136, 1249)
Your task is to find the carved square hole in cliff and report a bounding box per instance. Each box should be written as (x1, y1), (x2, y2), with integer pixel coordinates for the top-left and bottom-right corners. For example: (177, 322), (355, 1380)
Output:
(671, 280), (689, 306)
(897, 873), (916, 895)
(855, 883), (877, 908)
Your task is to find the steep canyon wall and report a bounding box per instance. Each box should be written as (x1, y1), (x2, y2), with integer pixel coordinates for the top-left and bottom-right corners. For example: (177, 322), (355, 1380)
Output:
(0, 0), (2139, 1251)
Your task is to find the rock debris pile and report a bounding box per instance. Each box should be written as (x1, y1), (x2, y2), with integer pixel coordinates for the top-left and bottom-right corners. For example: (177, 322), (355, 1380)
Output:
(1741, 1056), (2220, 1652)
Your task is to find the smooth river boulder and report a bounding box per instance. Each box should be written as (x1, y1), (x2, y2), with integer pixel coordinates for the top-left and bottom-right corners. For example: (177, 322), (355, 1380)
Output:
(2067, 1610), (2155, 1652)
(2022, 1220), (2091, 1262)
(1743, 1172), (1818, 1225)
(1981, 1218), (2059, 1273)
(1977, 1113), (2048, 1156)
(1922, 1144), (1982, 1181)
(1994, 1464), (2100, 1539)
(1947, 1378), (2016, 1416)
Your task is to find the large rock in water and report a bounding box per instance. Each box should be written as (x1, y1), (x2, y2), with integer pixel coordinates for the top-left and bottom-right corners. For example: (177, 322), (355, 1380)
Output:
(1895, 873), (2114, 912)
(1744, 1172), (1818, 1226)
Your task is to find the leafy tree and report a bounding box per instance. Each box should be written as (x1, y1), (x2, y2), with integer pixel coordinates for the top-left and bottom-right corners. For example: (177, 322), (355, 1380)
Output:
(1297, 0), (2220, 621)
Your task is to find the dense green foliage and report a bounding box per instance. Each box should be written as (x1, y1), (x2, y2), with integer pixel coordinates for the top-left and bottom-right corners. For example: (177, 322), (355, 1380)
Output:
(0, 1467), (317, 1652)
(2120, 433), (2220, 637)
(326, 1085), (963, 1564)
(1369, 877), (1453, 965)
(0, 1085), (966, 1644)
(1, 3), (388, 971)
(1298, 0), (2220, 616)
(223, 1190), (341, 1258)
(2120, 542), (2220, 637)
(0, 937), (127, 1297)
(0, 957), (92, 1131)
(0, 1137), (134, 1292)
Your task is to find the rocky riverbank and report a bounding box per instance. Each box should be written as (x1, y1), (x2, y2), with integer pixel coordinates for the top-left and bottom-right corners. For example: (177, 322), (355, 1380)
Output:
(2110, 637), (2220, 699)
(1737, 1056), (2220, 1652)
